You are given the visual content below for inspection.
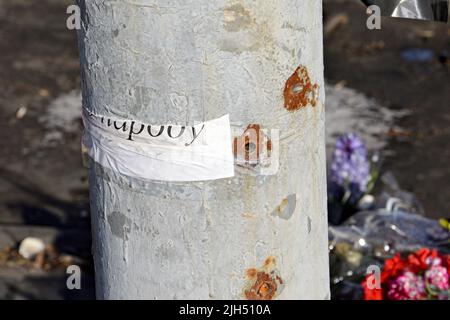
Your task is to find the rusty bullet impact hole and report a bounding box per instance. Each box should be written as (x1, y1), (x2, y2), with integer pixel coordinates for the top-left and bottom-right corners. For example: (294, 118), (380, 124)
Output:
(244, 256), (284, 300)
(245, 272), (278, 300)
(292, 84), (303, 93)
(283, 65), (319, 111)
(245, 142), (256, 153)
(233, 124), (272, 168)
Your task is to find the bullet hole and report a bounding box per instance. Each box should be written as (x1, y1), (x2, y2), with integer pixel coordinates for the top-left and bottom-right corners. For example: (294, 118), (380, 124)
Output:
(244, 256), (284, 300)
(245, 141), (256, 153)
(233, 124), (272, 168)
(283, 65), (319, 111)
(292, 84), (303, 93)
(245, 271), (279, 300)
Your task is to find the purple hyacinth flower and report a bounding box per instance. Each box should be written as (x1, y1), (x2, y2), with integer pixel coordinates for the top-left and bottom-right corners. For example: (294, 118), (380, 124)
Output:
(330, 133), (370, 193)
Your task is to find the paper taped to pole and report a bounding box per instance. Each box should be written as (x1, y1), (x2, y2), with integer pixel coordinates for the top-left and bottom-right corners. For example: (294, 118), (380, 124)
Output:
(82, 108), (235, 182)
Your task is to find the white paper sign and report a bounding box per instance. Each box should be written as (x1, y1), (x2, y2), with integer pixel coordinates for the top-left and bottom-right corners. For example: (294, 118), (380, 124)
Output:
(82, 108), (234, 181)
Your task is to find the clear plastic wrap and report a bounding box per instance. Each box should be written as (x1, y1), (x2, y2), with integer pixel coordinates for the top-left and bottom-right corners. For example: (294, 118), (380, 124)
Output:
(329, 172), (450, 299)
(362, 0), (449, 22)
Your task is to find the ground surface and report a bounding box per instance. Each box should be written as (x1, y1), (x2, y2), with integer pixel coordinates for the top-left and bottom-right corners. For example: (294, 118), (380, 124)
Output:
(324, 0), (450, 219)
(0, 0), (448, 299)
(0, 0), (94, 299)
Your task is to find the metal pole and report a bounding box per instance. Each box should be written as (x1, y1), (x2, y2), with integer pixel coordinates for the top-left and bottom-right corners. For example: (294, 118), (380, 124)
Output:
(77, 0), (329, 299)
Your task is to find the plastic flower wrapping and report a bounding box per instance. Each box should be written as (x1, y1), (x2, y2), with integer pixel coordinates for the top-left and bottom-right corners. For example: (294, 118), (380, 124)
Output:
(361, 0), (450, 23)
(327, 133), (450, 300)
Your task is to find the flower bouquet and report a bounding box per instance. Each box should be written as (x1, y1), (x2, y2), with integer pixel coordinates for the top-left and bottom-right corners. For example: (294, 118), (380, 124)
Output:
(328, 133), (379, 225)
(363, 248), (450, 300)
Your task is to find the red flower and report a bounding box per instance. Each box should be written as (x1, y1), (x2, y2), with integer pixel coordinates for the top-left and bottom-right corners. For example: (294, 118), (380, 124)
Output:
(362, 275), (383, 300)
(381, 253), (407, 282)
(362, 248), (450, 300)
(363, 253), (407, 300)
(407, 248), (438, 273)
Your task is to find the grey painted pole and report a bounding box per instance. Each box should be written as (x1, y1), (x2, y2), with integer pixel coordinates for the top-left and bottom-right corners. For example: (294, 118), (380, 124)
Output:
(77, 0), (329, 299)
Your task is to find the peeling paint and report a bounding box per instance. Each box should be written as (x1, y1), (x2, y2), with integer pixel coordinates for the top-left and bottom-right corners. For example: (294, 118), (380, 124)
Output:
(271, 194), (296, 220)
(283, 65), (319, 111)
(242, 212), (258, 218)
(107, 211), (132, 263)
(244, 256), (284, 300)
(223, 4), (252, 32)
(220, 4), (273, 54)
(107, 211), (131, 240)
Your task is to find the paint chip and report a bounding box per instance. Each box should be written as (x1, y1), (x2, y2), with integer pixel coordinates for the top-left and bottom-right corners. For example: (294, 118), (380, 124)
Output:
(107, 211), (131, 240)
(223, 4), (253, 32)
(271, 194), (296, 220)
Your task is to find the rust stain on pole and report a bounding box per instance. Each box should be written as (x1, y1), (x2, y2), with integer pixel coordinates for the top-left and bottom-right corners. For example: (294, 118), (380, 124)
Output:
(244, 256), (284, 300)
(283, 65), (319, 111)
